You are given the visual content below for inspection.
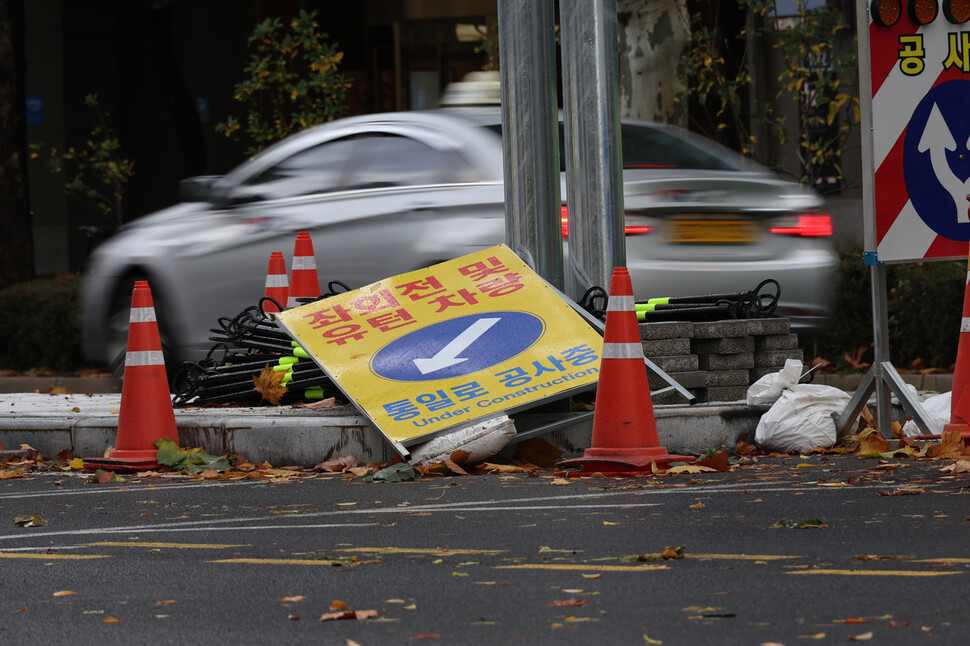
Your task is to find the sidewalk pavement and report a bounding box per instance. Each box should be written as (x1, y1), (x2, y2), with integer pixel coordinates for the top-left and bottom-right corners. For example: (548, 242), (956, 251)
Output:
(0, 370), (950, 466)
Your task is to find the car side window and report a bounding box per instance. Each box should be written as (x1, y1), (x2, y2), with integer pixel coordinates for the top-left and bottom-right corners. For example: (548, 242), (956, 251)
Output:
(347, 134), (480, 188)
(241, 134), (373, 200)
(620, 125), (738, 171)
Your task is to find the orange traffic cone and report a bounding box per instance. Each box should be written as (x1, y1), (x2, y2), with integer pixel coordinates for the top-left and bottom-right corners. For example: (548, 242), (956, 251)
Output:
(945, 252), (970, 439)
(557, 267), (695, 475)
(84, 281), (180, 471)
(262, 251), (289, 314)
(287, 231), (320, 308)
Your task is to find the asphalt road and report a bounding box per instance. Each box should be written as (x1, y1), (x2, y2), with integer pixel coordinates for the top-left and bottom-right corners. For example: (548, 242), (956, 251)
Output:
(1, 455), (969, 645)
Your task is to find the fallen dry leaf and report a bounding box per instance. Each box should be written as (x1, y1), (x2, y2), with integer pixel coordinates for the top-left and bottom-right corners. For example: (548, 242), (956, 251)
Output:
(449, 449), (471, 465)
(319, 609), (378, 621)
(0, 469), (25, 480)
(513, 438), (563, 468)
(854, 428), (889, 456)
(548, 599), (588, 607)
(477, 462), (533, 474)
(941, 460), (970, 473)
(661, 545), (686, 560)
(299, 397), (336, 409)
(698, 450), (731, 472)
(52, 591), (76, 597)
(667, 464), (717, 474)
(434, 458), (467, 476)
(929, 430), (968, 460)
(280, 596), (307, 603)
(849, 631), (874, 641)
(314, 456), (358, 473)
(252, 364), (287, 406)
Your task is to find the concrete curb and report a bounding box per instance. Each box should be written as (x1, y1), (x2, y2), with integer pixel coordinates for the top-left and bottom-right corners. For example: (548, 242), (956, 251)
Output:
(0, 392), (774, 466)
(0, 370), (951, 467)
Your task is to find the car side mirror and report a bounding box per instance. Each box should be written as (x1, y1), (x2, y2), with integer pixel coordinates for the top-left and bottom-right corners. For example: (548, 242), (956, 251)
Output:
(178, 175), (224, 203)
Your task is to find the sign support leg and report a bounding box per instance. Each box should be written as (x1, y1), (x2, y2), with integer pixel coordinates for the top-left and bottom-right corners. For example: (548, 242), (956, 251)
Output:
(836, 264), (938, 436)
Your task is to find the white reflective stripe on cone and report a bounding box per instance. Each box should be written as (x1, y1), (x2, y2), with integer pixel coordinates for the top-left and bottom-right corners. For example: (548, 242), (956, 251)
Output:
(125, 350), (166, 367)
(962, 317), (970, 333)
(601, 342), (643, 359)
(265, 274), (288, 287)
(129, 307), (157, 323)
(292, 256), (316, 270)
(606, 295), (634, 312)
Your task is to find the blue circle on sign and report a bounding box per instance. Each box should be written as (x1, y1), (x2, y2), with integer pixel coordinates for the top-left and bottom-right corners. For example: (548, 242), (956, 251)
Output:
(370, 311), (544, 382)
(903, 79), (970, 241)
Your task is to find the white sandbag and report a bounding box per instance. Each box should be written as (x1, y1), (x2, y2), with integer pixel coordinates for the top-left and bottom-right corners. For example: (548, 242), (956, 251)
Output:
(902, 391), (950, 438)
(747, 359), (804, 406)
(755, 384), (851, 453)
(409, 415), (516, 466)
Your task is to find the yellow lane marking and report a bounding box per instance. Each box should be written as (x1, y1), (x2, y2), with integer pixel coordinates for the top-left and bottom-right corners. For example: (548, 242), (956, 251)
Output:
(688, 554), (803, 561)
(0, 552), (111, 560)
(494, 564), (670, 572)
(208, 558), (352, 566)
(787, 570), (963, 576)
(333, 547), (506, 556)
(914, 558), (970, 564)
(85, 542), (248, 549)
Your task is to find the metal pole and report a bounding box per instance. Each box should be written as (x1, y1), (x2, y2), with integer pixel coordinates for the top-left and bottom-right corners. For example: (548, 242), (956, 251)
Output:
(559, 0), (626, 302)
(857, 0), (893, 434)
(497, 0), (564, 289)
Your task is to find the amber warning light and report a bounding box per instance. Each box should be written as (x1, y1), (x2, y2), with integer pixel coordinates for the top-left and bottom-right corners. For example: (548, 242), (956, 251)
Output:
(871, 0), (970, 25)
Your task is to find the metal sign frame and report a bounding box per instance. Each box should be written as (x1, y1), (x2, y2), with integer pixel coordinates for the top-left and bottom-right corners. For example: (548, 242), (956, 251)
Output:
(837, 0), (938, 437)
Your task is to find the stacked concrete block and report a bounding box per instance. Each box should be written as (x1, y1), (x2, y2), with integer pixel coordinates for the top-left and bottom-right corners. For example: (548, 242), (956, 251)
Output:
(641, 318), (803, 404)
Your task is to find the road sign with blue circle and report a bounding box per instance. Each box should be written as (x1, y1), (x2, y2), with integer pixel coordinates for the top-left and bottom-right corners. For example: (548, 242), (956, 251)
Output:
(276, 245), (603, 452)
(371, 311), (544, 382)
(903, 79), (970, 242)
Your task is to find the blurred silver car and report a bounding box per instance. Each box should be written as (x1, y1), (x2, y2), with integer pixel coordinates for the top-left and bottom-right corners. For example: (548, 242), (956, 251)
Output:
(81, 108), (836, 373)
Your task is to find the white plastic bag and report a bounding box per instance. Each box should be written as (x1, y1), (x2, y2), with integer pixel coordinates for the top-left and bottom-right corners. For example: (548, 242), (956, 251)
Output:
(902, 391), (950, 438)
(747, 359), (803, 406)
(755, 384), (851, 453)
(409, 415), (516, 466)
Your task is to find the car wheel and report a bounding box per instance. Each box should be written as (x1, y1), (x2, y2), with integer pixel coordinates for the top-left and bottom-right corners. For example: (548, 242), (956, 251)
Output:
(106, 274), (177, 386)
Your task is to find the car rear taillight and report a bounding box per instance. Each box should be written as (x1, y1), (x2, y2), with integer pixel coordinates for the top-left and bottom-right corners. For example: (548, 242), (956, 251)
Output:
(560, 206), (655, 237)
(769, 213), (833, 237)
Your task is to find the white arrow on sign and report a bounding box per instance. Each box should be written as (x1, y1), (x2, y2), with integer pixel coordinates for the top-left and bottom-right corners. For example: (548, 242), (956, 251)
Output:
(412, 317), (501, 375)
(918, 102), (970, 224)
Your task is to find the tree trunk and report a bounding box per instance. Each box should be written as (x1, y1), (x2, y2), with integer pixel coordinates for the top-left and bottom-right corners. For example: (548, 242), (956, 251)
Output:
(617, 0), (688, 124)
(0, 0), (33, 291)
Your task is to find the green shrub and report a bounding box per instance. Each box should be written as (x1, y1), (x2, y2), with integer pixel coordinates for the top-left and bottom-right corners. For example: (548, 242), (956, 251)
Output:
(0, 275), (84, 372)
(811, 248), (963, 370)
(216, 10), (351, 157)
